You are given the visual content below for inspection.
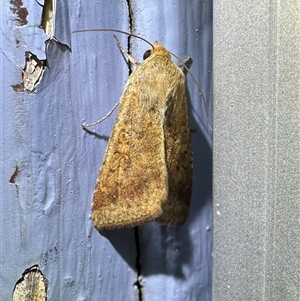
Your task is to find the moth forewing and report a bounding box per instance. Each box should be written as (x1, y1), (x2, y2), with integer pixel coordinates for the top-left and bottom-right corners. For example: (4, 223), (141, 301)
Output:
(157, 63), (192, 225)
(91, 42), (192, 230)
(92, 44), (170, 230)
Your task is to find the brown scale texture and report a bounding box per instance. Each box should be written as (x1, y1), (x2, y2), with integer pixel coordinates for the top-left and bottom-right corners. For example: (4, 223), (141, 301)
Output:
(92, 43), (192, 230)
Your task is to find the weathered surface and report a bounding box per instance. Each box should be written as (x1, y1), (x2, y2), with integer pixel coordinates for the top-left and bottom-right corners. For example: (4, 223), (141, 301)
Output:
(1, 1), (212, 300)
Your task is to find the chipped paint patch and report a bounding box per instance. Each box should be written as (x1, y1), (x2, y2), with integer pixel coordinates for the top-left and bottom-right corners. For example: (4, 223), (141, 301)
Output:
(13, 265), (48, 301)
(10, 0), (28, 26)
(12, 51), (46, 93)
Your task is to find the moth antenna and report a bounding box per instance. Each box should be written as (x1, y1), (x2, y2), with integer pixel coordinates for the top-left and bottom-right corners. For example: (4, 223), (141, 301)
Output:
(34, 0), (43, 7)
(73, 28), (153, 49)
(171, 51), (212, 131)
(0, 29), (24, 72)
(73, 28), (211, 130)
(0, 48), (23, 72)
(113, 34), (140, 66)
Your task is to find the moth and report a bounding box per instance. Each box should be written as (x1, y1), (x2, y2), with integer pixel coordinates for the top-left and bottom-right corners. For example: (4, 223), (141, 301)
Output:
(75, 30), (193, 230)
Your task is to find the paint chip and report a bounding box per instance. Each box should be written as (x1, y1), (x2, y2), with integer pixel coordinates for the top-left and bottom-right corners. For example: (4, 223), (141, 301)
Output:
(12, 51), (46, 93)
(13, 265), (48, 301)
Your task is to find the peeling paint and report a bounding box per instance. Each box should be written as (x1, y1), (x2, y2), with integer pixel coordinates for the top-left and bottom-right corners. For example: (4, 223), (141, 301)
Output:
(40, 0), (56, 38)
(12, 51), (46, 93)
(10, 0), (28, 26)
(12, 265), (48, 301)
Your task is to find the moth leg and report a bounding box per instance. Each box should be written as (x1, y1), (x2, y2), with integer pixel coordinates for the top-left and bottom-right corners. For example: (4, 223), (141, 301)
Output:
(178, 56), (192, 69)
(83, 35), (140, 131)
(113, 35), (140, 67)
(82, 101), (119, 129)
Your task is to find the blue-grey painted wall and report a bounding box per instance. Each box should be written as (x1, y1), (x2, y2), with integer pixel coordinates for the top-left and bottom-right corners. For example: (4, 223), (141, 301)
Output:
(1, 1), (212, 300)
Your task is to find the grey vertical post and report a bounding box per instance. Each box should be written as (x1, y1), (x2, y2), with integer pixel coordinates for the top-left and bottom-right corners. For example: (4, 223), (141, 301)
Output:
(214, 2), (300, 300)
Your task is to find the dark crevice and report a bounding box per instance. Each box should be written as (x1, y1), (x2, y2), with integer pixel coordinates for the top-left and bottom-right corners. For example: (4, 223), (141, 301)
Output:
(134, 227), (143, 301)
(9, 165), (19, 183)
(126, 0), (134, 75)
(127, 2), (142, 299)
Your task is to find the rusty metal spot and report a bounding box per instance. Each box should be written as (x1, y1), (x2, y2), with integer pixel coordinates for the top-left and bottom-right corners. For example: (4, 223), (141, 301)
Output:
(9, 166), (19, 183)
(12, 51), (46, 93)
(13, 265), (48, 301)
(10, 0), (28, 26)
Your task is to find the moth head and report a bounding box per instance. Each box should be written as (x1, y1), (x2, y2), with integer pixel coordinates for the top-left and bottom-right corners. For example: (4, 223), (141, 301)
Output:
(143, 41), (157, 60)
(143, 41), (170, 60)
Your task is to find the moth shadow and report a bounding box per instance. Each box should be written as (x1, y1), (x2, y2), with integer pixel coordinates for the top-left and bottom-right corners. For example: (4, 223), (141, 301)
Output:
(98, 92), (212, 278)
(99, 228), (137, 266)
(99, 125), (212, 278)
(99, 222), (194, 278)
(137, 124), (212, 277)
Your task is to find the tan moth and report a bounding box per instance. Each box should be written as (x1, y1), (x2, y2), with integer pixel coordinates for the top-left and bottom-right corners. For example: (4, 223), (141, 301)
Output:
(75, 30), (194, 230)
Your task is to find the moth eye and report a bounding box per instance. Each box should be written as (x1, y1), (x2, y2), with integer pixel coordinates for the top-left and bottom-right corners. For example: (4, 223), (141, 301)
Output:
(143, 49), (152, 60)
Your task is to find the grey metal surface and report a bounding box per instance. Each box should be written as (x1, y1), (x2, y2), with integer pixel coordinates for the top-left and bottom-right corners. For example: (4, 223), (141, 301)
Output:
(213, 2), (300, 300)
